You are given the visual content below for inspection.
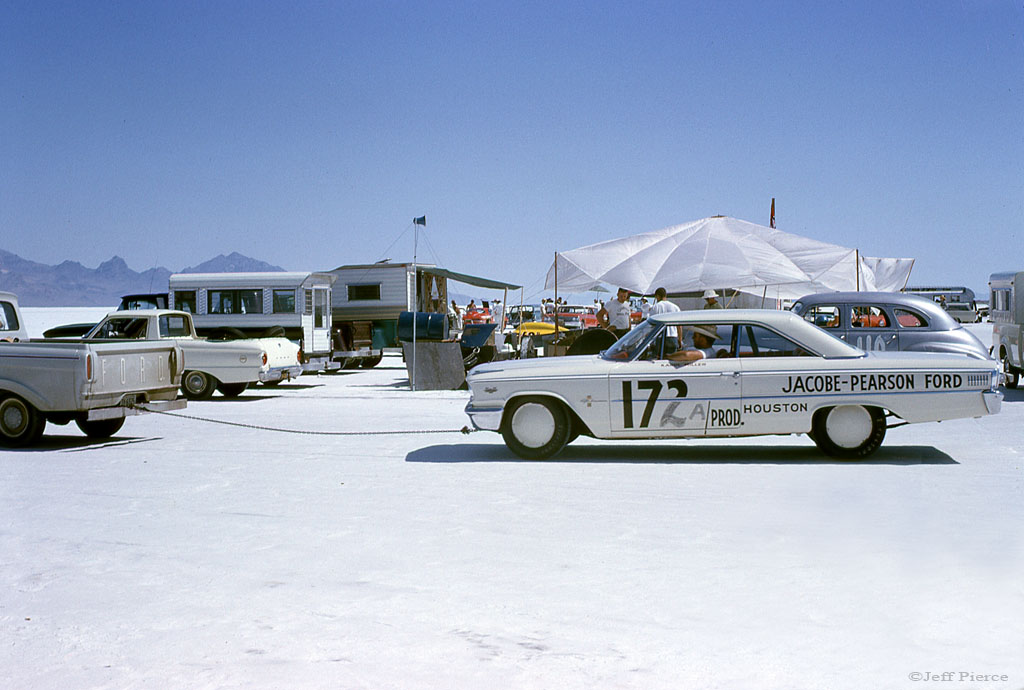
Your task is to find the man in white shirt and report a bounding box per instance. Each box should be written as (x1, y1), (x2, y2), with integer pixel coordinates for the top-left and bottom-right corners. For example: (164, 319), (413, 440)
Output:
(650, 287), (681, 349)
(597, 287), (632, 337)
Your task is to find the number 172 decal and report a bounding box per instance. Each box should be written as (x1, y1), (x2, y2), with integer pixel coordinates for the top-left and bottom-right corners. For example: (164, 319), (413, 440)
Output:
(621, 379), (687, 428)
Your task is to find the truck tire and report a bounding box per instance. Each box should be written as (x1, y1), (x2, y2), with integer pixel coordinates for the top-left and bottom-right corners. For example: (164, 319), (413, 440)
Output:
(216, 381), (249, 397)
(75, 416), (125, 439)
(0, 395), (46, 448)
(360, 356), (383, 369)
(182, 370), (217, 400)
(1003, 354), (1020, 389)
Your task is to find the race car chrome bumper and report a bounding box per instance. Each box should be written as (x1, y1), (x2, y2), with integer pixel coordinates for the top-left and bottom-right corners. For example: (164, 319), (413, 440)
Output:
(465, 401), (503, 431)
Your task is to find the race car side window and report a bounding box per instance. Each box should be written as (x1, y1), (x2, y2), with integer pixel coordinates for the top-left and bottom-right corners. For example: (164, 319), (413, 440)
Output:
(736, 325), (812, 357)
(802, 305), (840, 328)
(850, 305), (890, 328)
(893, 308), (927, 328)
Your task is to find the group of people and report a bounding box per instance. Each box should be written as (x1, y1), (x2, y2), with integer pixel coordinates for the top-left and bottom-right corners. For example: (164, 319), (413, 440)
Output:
(596, 286), (724, 361)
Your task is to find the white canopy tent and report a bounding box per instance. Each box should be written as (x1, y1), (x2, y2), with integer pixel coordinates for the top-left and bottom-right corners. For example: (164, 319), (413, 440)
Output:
(544, 216), (914, 300)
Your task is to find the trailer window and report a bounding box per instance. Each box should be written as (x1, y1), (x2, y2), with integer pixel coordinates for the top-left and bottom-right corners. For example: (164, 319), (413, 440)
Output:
(348, 284), (381, 301)
(992, 288), (1011, 313)
(174, 291), (196, 313)
(304, 289), (313, 315)
(315, 289), (327, 328)
(273, 289), (296, 313)
(209, 289), (263, 315)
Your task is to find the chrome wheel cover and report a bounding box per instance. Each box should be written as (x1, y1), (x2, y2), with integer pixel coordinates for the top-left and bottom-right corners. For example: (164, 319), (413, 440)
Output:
(825, 405), (873, 448)
(510, 402), (556, 448)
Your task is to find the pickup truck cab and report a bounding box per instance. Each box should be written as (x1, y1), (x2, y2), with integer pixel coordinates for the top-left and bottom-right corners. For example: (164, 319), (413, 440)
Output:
(85, 310), (303, 399)
(0, 291), (186, 447)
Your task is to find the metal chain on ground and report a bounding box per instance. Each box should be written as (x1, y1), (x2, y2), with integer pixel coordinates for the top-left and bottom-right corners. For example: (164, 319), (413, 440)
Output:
(130, 403), (476, 437)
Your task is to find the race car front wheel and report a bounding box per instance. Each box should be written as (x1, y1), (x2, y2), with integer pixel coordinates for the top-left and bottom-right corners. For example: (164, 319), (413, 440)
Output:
(501, 396), (571, 460)
(811, 405), (886, 459)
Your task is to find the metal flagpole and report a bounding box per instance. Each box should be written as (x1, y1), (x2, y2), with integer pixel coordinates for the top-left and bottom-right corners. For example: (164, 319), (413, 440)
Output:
(411, 216), (426, 390)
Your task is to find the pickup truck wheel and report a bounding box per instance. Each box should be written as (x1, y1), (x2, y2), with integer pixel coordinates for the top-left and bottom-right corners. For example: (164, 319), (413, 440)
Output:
(1003, 354), (1019, 389)
(75, 416), (125, 439)
(811, 405), (886, 459)
(501, 396), (571, 460)
(216, 382), (249, 397)
(182, 370), (217, 400)
(0, 395), (45, 448)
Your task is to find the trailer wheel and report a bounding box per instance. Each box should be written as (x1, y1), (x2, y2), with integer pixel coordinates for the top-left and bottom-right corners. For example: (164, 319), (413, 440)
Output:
(261, 326), (287, 338)
(75, 416), (125, 439)
(182, 370), (217, 400)
(0, 395), (46, 448)
(360, 356), (383, 369)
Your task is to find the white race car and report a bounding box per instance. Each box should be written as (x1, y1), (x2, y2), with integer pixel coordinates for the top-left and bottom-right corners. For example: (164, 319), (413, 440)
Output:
(465, 310), (1003, 459)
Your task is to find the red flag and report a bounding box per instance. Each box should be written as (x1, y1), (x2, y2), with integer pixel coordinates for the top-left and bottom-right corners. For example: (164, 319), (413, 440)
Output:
(770, 198), (776, 228)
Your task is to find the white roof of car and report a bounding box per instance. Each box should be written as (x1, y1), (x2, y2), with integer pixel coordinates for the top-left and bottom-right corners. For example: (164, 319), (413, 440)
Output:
(649, 309), (863, 358)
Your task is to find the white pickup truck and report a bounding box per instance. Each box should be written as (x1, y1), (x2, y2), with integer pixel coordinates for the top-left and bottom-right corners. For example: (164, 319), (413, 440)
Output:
(0, 291), (186, 447)
(83, 310), (304, 399)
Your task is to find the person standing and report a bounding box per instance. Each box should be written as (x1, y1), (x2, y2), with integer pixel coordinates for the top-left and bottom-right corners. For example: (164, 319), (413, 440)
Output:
(651, 287), (681, 349)
(703, 289), (723, 309)
(597, 287), (632, 338)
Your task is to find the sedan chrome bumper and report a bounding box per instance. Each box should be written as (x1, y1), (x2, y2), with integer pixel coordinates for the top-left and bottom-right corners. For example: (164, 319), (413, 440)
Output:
(465, 401), (503, 431)
(983, 390), (1003, 415)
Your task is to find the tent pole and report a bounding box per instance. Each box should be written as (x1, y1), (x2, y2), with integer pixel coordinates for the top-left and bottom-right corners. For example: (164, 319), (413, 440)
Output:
(761, 285), (767, 308)
(856, 248), (861, 291)
(554, 252), (559, 338)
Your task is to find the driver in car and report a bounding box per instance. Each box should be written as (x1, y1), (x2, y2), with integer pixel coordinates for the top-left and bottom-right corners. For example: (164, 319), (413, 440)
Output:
(668, 325), (722, 362)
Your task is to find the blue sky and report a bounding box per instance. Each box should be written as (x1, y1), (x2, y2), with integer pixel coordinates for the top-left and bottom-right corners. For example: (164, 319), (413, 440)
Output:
(2, 1), (1021, 299)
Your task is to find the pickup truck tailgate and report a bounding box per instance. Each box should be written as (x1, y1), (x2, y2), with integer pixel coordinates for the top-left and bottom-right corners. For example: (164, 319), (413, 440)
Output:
(89, 343), (180, 404)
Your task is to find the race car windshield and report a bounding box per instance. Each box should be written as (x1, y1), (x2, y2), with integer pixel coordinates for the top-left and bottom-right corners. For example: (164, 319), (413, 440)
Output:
(601, 320), (661, 361)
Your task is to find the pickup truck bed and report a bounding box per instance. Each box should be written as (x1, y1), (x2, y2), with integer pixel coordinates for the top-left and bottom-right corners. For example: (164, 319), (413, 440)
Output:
(1, 339), (185, 447)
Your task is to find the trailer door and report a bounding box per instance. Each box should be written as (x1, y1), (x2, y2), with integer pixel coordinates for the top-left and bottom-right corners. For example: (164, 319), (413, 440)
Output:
(312, 287), (332, 353)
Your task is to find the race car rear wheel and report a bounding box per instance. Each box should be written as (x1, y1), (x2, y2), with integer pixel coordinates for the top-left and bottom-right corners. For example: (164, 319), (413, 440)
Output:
(1003, 354), (1019, 389)
(501, 396), (571, 460)
(0, 395), (45, 448)
(182, 370), (217, 400)
(811, 405), (886, 459)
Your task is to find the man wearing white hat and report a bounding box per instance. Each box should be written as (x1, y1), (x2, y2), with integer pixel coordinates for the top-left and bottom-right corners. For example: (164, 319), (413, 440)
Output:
(703, 289), (723, 309)
(668, 324), (722, 363)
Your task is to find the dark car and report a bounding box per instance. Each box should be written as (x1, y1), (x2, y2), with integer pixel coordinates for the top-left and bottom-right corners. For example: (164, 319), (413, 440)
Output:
(790, 291), (990, 360)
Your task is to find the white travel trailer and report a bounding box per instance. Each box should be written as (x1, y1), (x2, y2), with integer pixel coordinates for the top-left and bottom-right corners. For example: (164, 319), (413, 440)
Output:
(989, 271), (1024, 388)
(327, 262), (521, 365)
(169, 272), (338, 371)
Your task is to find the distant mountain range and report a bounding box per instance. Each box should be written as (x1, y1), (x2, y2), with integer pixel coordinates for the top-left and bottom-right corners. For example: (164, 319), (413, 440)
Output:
(0, 250), (285, 306)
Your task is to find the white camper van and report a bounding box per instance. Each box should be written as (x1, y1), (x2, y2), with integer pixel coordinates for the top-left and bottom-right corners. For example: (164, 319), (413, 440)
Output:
(989, 271), (1024, 388)
(169, 272), (338, 372)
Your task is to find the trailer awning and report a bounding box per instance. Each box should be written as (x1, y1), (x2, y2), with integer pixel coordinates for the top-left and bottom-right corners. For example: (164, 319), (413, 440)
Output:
(420, 267), (521, 290)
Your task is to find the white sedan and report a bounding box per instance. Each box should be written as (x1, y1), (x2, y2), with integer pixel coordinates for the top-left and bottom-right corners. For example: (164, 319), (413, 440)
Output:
(465, 310), (1003, 459)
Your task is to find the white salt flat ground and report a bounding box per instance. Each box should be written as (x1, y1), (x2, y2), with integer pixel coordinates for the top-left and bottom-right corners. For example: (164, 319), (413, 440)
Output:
(3, 314), (1023, 689)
